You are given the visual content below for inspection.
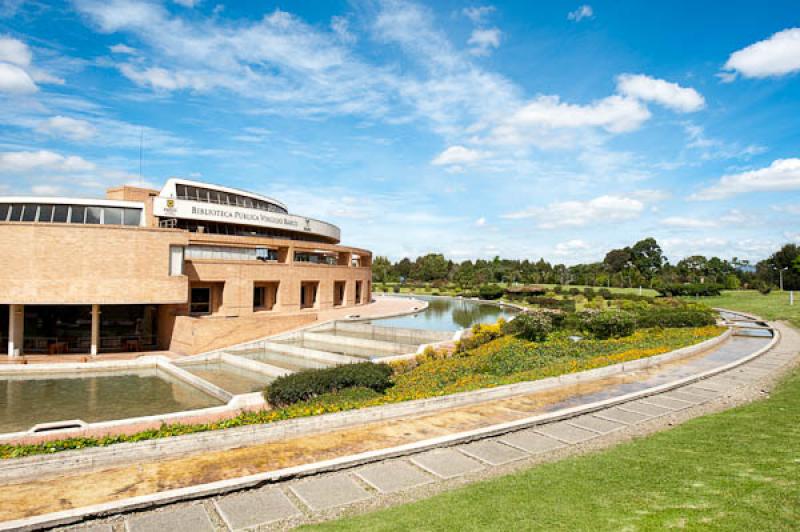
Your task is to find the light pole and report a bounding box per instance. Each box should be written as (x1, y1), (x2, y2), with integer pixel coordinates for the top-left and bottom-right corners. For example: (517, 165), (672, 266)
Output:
(779, 267), (788, 292)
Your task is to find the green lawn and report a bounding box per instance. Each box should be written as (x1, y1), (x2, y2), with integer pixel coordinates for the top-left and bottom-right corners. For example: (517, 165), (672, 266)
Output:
(687, 290), (800, 329)
(307, 364), (800, 532)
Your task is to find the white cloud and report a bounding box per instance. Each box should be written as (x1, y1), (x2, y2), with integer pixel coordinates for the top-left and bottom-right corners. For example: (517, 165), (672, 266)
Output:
(0, 36), (32, 66)
(118, 64), (208, 91)
(463, 6), (495, 24)
(109, 43), (137, 54)
(0, 150), (96, 173)
(31, 184), (64, 195)
(661, 216), (718, 229)
(617, 74), (704, 112)
(722, 27), (800, 80)
(683, 122), (765, 160)
(630, 189), (671, 202)
(554, 239), (591, 255)
(331, 16), (356, 44)
(37, 115), (97, 141)
(692, 158), (800, 200)
(475, 216), (486, 226)
(502, 195), (644, 228)
(489, 94), (650, 147)
(432, 145), (487, 165)
(468, 28), (501, 56)
(173, 0), (198, 7)
(567, 5), (593, 22)
(0, 61), (37, 93)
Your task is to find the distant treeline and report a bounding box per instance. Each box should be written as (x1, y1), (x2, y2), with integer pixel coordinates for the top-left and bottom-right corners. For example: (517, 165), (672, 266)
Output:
(372, 239), (800, 292)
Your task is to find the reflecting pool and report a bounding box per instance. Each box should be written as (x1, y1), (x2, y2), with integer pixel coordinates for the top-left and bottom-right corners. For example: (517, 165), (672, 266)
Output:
(371, 295), (518, 331)
(179, 360), (275, 395)
(0, 369), (223, 434)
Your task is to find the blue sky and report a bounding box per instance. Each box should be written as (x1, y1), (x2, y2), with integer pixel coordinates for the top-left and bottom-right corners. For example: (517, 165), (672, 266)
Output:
(0, 0), (798, 263)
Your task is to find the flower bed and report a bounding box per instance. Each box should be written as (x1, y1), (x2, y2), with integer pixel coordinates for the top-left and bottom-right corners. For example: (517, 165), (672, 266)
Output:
(0, 325), (722, 459)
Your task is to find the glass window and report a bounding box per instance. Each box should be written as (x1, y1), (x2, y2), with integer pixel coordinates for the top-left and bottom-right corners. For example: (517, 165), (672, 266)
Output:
(0, 204), (9, 221)
(9, 204), (22, 221)
(123, 208), (141, 226)
(185, 186), (197, 200)
(38, 204), (54, 222)
(176, 184), (188, 199)
(70, 205), (85, 223)
(103, 207), (122, 225)
(243, 197), (253, 209)
(86, 206), (102, 224)
(21, 204), (37, 222)
(190, 287), (211, 314)
(52, 204), (68, 223)
(235, 195), (245, 207)
(253, 286), (265, 309)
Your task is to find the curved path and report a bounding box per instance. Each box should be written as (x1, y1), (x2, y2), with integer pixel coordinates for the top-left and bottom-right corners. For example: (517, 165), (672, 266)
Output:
(0, 317), (797, 531)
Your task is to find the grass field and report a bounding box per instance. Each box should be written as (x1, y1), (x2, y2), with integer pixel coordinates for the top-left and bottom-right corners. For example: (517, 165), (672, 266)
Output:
(307, 291), (799, 532)
(307, 364), (800, 532)
(687, 290), (800, 328)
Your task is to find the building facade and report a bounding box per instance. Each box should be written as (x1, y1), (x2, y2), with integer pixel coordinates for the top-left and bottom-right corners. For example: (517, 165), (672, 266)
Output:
(0, 179), (372, 356)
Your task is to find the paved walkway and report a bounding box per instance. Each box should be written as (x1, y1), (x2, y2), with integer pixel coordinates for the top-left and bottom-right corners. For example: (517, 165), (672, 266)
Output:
(2, 321), (795, 531)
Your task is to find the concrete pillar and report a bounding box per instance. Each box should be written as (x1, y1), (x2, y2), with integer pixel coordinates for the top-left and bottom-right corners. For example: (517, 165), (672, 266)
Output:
(90, 304), (100, 356)
(7, 304), (23, 358)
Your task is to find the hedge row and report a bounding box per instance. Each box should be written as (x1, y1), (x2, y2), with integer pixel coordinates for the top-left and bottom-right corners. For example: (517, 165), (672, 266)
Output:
(657, 283), (723, 297)
(264, 363), (393, 407)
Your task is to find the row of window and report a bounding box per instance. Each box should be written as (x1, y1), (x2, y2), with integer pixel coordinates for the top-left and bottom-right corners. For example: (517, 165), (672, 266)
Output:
(294, 251), (339, 265)
(170, 219), (332, 244)
(175, 184), (288, 214)
(0, 203), (141, 226)
(188, 281), (368, 315)
(185, 245), (279, 262)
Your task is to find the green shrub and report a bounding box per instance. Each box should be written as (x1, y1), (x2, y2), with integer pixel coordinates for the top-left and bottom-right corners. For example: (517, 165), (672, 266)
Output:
(265, 363), (393, 407)
(553, 285), (563, 294)
(657, 283), (723, 297)
(392, 285), (400, 293)
(583, 287), (596, 299)
(634, 308), (717, 328)
(581, 310), (636, 339)
(755, 281), (772, 295)
(502, 312), (553, 341)
(599, 288), (613, 300)
(526, 296), (576, 312)
(569, 287), (581, 296)
(479, 284), (505, 300)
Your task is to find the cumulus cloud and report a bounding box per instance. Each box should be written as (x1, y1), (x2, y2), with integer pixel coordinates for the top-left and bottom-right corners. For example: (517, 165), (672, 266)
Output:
(431, 145), (487, 165)
(692, 158), (800, 200)
(567, 5), (593, 22)
(0, 35), (32, 66)
(0, 150), (96, 173)
(502, 195), (645, 228)
(468, 27), (501, 56)
(0, 62), (36, 93)
(489, 94), (650, 147)
(0, 35), (61, 93)
(722, 27), (800, 80)
(617, 74), (705, 112)
(37, 115), (97, 141)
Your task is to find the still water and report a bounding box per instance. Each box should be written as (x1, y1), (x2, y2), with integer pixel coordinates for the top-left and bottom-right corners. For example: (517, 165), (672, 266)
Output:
(180, 361), (275, 395)
(0, 369), (223, 434)
(371, 295), (518, 331)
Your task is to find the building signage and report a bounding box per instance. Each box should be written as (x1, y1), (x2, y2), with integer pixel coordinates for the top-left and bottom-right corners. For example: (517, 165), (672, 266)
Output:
(152, 197), (340, 241)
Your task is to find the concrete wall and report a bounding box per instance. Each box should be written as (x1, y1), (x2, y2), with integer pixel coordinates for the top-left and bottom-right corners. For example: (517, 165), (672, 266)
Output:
(0, 224), (189, 305)
(161, 310), (318, 354)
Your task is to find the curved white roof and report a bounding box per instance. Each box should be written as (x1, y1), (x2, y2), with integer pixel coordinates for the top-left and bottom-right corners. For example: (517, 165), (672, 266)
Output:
(160, 178), (288, 211)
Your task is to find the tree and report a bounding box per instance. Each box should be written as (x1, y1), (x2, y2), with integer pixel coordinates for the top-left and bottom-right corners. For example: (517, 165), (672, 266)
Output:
(414, 253), (450, 282)
(372, 256), (392, 283)
(630, 238), (666, 283)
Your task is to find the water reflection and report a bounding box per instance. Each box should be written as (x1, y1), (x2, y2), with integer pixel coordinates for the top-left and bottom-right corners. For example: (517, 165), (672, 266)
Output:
(372, 295), (518, 331)
(0, 369), (223, 433)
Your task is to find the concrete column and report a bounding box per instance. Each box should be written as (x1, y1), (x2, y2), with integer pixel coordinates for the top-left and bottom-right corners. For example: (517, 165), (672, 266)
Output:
(7, 304), (23, 358)
(90, 304), (100, 356)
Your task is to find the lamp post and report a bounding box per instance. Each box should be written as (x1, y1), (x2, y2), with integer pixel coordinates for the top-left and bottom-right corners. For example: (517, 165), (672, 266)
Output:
(779, 267), (788, 292)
